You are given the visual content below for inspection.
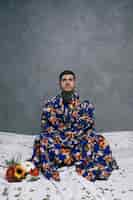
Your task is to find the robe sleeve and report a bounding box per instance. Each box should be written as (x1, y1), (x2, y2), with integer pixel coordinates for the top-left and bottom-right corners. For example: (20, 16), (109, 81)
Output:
(71, 100), (96, 138)
(79, 100), (95, 129)
(40, 100), (58, 136)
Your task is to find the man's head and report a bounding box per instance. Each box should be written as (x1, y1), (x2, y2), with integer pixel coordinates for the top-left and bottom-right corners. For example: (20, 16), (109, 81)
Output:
(59, 70), (76, 92)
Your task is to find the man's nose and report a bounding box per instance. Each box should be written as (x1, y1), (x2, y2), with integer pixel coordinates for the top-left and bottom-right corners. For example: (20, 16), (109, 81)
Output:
(66, 83), (70, 86)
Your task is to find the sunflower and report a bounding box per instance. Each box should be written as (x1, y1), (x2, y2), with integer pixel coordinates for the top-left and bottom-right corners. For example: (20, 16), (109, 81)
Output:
(14, 164), (26, 180)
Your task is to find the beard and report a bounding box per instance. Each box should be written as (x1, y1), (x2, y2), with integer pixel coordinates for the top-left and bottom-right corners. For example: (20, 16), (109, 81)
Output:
(61, 89), (75, 104)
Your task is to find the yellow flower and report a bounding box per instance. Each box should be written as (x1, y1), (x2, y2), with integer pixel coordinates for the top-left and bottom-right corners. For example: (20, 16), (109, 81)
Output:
(14, 164), (26, 180)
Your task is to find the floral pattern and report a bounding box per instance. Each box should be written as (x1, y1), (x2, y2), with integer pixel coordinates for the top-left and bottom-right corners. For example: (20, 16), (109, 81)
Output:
(31, 91), (116, 181)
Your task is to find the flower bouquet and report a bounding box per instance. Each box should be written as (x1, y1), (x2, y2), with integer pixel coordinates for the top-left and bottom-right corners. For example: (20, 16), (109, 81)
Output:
(4, 155), (40, 182)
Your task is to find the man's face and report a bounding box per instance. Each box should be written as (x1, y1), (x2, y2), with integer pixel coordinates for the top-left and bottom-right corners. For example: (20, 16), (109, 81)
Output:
(59, 74), (76, 92)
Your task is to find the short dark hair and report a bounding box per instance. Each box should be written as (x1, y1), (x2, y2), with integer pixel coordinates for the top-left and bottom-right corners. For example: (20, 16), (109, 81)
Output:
(59, 70), (76, 81)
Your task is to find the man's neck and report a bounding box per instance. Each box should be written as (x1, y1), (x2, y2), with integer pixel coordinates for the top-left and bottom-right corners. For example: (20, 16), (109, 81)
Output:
(61, 90), (75, 104)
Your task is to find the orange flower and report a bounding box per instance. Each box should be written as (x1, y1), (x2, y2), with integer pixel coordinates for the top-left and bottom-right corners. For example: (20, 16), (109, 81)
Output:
(30, 168), (39, 176)
(42, 163), (50, 171)
(66, 131), (75, 139)
(49, 116), (57, 125)
(76, 167), (83, 175)
(42, 138), (48, 145)
(75, 153), (82, 161)
(97, 163), (104, 170)
(104, 155), (112, 163)
(64, 156), (73, 165)
(72, 111), (78, 118)
(5, 165), (15, 182)
(101, 170), (110, 178)
(98, 135), (104, 142)
(46, 127), (54, 134)
(54, 136), (60, 144)
(61, 148), (70, 154)
(99, 139), (108, 148)
(5, 164), (26, 182)
(36, 147), (41, 155)
(85, 172), (94, 181)
(58, 124), (65, 131)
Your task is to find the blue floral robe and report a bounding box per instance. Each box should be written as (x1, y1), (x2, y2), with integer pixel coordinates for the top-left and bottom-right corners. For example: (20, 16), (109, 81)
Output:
(31, 91), (117, 181)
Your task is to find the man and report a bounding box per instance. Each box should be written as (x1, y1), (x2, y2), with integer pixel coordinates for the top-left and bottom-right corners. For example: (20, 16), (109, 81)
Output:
(30, 70), (118, 181)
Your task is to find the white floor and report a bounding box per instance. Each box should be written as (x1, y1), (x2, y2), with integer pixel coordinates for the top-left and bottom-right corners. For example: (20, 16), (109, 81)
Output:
(0, 130), (133, 200)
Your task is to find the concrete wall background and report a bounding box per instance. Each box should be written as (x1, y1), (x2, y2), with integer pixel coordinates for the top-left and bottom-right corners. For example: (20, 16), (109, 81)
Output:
(0, 0), (133, 134)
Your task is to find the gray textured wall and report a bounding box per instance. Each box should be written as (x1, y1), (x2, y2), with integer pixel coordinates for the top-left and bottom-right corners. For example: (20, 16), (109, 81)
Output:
(0, 0), (133, 134)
